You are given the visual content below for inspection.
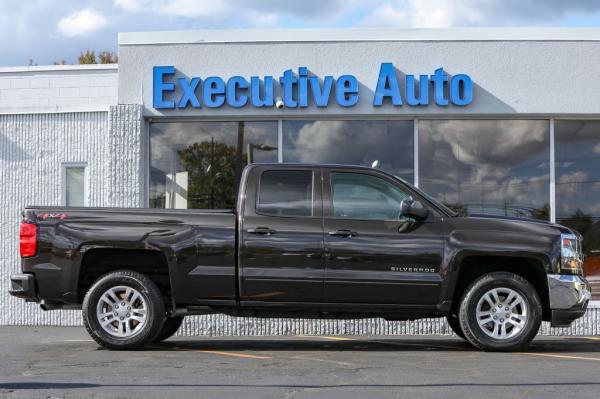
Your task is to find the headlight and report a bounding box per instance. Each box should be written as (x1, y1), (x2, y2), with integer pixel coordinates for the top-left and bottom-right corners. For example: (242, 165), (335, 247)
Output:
(560, 233), (583, 275)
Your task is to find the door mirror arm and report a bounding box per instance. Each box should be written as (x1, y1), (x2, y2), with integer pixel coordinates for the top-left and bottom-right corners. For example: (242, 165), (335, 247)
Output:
(399, 199), (430, 221)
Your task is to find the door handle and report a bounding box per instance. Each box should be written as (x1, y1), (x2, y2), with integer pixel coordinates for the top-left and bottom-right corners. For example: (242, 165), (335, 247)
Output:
(247, 227), (276, 235)
(328, 229), (357, 238)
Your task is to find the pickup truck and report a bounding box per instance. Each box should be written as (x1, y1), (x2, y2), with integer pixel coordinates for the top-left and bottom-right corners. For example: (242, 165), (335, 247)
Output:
(10, 164), (591, 351)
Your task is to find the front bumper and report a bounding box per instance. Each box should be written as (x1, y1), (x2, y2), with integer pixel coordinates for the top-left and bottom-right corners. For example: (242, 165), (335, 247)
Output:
(9, 274), (38, 302)
(547, 274), (591, 327)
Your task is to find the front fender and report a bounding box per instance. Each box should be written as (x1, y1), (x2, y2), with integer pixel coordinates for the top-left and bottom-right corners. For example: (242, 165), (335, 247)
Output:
(439, 226), (560, 306)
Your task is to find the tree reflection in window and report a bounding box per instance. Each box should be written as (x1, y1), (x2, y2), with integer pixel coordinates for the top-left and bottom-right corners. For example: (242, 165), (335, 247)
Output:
(178, 140), (239, 209)
(149, 121), (278, 209)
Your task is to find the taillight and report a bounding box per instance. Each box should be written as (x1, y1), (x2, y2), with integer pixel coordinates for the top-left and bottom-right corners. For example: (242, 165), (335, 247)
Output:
(20, 222), (37, 257)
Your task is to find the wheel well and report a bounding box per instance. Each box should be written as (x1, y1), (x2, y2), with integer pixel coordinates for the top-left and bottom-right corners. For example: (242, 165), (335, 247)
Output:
(451, 256), (551, 320)
(78, 249), (171, 303)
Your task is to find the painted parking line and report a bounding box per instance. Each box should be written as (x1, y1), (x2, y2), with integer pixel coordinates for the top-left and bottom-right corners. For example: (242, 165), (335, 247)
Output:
(194, 350), (272, 360)
(298, 335), (467, 350)
(295, 335), (354, 341)
(583, 336), (600, 341)
(319, 336), (355, 341)
(517, 352), (600, 362)
(148, 345), (272, 360)
(294, 334), (356, 341)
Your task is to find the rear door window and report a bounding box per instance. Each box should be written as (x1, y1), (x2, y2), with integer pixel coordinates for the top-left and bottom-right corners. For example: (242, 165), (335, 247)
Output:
(257, 170), (313, 217)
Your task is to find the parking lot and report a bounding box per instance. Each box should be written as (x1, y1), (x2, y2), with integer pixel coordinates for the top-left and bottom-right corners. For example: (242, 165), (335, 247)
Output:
(0, 327), (599, 398)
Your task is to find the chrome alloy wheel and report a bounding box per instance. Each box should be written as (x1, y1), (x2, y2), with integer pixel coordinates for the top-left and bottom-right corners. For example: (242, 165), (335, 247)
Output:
(475, 287), (528, 340)
(96, 285), (148, 338)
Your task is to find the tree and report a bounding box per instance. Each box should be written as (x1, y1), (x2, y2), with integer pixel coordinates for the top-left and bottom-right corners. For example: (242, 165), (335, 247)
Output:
(78, 50), (97, 64)
(178, 140), (243, 209)
(98, 51), (118, 64)
(562, 209), (593, 237)
(531, 203), (550, 221)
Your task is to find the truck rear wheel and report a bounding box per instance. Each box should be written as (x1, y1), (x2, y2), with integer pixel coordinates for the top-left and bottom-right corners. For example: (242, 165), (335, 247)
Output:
(445, 314), (466, 339)
(459, 271), (542, 352)
(154, 316), (184, 343)
(82, 270), (166, 350)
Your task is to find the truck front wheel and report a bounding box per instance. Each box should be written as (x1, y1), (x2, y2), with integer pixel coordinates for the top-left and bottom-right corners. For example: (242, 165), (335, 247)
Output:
(154, 316), (184, 343)
(82, 270), (166, 350)
(459, 272), (542, 352)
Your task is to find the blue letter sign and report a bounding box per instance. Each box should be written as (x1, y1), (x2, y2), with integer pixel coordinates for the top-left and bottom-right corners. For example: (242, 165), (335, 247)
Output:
(152, 64), (473, 110)
(153, 66), (176, 109)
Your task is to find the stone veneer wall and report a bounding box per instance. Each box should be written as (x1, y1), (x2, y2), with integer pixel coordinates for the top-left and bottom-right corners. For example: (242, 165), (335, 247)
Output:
(175, 308), (599, 337)
(0, 111), (109, 325)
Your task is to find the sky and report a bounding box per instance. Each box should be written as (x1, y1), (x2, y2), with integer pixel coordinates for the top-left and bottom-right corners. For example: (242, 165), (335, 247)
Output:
(1, 0), (600, 67)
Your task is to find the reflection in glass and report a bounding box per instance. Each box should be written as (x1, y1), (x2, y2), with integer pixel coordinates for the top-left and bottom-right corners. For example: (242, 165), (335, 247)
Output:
(258, 170), (313, 217)
(150, 121), (278, 209)
(65, 167), (85, 207)
(418, 120), (550, 220)
(331, 172), (411, 220)
(282, 120), (414, 183)
(555, 120), (600, 299)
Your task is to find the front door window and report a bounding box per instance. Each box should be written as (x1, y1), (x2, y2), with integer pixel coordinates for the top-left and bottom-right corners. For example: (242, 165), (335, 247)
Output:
(331, 172), (411, 220)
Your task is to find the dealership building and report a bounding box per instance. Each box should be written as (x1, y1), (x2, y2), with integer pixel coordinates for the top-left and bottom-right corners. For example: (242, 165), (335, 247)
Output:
(1, 28), (599, 335)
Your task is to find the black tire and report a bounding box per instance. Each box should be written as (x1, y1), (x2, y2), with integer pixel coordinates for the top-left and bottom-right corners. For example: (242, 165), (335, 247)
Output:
(459, 271), (542, 352)
(154, 316), (184, 343)
(82, 270), (166, 350)
(446, 313), (466, 340)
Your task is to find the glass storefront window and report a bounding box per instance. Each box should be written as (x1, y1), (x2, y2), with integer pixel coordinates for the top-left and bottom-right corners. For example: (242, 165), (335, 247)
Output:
(418, 120), (550, 220)
(149, 121), (278, 209)
(555, 120), (600, 299)
(282, 120), (414, 183)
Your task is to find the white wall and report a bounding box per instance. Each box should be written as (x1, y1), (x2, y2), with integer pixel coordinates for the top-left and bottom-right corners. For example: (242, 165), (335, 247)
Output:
(0, 65), (118, 115)
(0, 112), (109, 325)
(0, 104), (144, 326)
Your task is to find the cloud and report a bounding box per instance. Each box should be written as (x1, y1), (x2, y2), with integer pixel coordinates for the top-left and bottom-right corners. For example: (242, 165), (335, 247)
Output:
(361, 0), (600, 27)
(113, 0), (346, 20)
(113, 0), (143, 11)
(2, 0), (600, 66)
(417, 120), (552, 215)
(362, 0), (483, 28)
(558, 171), (589, 185)
(115, 0), (230, 18)
(57, 8), (108, 37)
(125, 0), (599, 27)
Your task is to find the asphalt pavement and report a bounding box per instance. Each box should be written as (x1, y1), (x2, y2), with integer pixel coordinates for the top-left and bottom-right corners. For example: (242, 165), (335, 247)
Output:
(1, 326), (599, 398)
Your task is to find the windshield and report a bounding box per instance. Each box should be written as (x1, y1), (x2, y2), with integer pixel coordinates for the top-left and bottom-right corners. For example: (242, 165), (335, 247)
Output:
(393, 175), (459, 217)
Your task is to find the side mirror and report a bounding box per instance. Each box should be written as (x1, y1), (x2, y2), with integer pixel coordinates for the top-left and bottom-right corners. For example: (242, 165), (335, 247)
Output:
(399, 199), (429, 221)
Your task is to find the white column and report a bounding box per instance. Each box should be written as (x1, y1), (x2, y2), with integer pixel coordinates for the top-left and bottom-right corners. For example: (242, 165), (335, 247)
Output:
(277, 119), (283, 163)
(413, 118), (419, 187)
(550, 118), (556, 223)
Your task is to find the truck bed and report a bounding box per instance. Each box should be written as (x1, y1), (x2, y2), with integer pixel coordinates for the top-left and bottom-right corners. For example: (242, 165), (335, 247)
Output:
(22, 206), (237, 306)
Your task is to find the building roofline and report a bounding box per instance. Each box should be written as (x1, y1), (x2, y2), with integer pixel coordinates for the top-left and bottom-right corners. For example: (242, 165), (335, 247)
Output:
(0, 64), (118, 74)
(119, 27), (600, 46)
